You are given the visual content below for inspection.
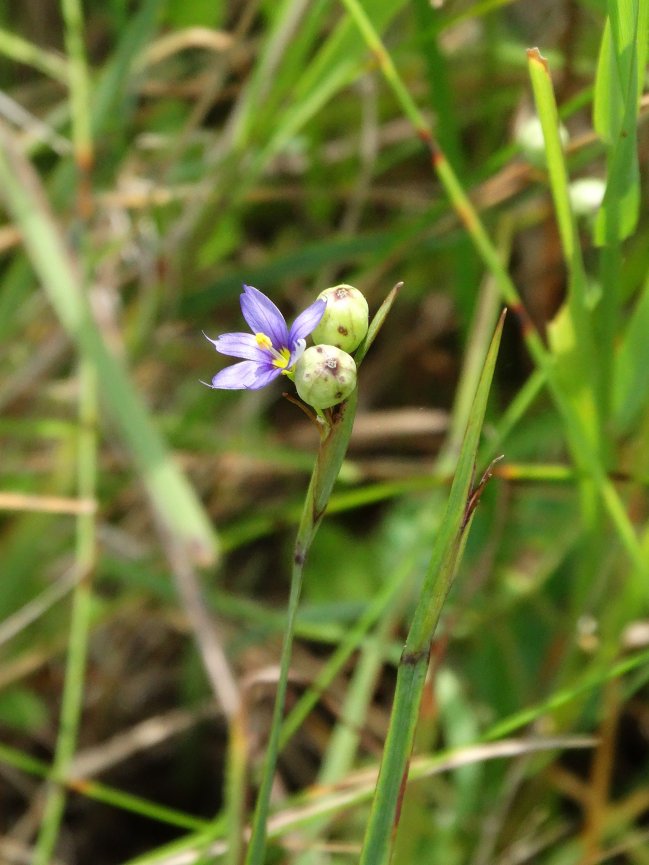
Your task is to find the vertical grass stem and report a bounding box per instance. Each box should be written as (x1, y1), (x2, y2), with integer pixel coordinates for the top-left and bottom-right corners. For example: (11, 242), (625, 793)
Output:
(358, 313), (505, 865)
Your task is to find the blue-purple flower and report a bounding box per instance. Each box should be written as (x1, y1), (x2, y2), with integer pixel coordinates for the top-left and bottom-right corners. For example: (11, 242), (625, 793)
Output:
(204, 285), (326, 390)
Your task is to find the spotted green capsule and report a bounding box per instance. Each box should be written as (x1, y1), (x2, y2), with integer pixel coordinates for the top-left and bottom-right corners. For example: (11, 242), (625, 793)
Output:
(311, 284), (369, 352)
(294, 344), (357, 409)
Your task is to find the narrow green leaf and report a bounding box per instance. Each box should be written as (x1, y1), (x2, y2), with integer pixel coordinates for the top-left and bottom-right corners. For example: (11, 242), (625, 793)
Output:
(595, 121), (640, 244)
(0, 741), (208, 831)
(527, 49), (601, 454)
(613, 271), (649, 433)
(593, 0), (648, 242)
(527, 49), (586, 293)
(593, 20), (621, 142)
(608, 0), (648, 106)
(359, 311), (505, 865)
(355, 281), (401, 365)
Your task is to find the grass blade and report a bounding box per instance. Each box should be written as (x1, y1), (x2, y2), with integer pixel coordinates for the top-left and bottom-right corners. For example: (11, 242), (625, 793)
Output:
(358, 311), (505, 865)
(593, 0), (648, 243)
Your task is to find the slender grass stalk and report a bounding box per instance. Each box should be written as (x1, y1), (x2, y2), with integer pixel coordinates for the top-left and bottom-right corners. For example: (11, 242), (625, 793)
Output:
(33, 5), (96, 860)
(0, 27), (69, 82)
(60, 0), (92, 168)
(224, 707), (248, 865)
(0, 742), (207, 832)
(439, 218), (512, 472)
(596, 243), (622, 431)
(528, 52), (588, 292)
(33, 361), (98, 865)
(358, 312), (505, 865)
(244, 393), (360, 865)
(244, 285), (399, 865)
(527, 50), (599, 439)
(484, 643), (649, 742)
(593, 0), (647, 247)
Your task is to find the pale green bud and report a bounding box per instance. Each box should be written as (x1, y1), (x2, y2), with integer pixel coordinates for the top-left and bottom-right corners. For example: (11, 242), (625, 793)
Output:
(294, 344), (357, 409)
(311, 284), (369, 352)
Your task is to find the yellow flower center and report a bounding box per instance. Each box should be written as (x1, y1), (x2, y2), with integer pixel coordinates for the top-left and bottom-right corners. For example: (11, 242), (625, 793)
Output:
(273, 347), (291, 369)
(255, 333), (291, 369)
(255, 332), (273, 351)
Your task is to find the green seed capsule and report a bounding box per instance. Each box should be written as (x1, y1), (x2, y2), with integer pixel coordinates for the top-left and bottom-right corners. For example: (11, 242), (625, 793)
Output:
(294, 345), (357, 410)
(311, 284), (369, 352)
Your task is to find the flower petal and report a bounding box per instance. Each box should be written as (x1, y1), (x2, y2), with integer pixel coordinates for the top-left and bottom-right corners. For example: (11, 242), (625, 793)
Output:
(210, 331), (270, 362)
(209, 360), (266, 389)
(240, 285), (289, 349)
(289, 298), (326, 344)
(288, 337), (307, 367)
(248, 365), (283, 390)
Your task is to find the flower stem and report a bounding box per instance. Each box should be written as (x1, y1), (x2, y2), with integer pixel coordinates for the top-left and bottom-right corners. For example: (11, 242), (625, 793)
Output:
(244, 285), (398, 865)
(244, 389), (359, 865)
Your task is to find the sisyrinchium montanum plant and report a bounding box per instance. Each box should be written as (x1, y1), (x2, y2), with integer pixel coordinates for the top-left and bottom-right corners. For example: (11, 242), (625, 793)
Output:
(204, 280), (390, 863)
(204, 281), (505, 864)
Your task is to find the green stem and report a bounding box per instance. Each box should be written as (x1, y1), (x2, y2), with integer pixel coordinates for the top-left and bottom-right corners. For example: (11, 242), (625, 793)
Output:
(224, 711), (248, 865)
(0, 26), (69, 82)
(0, 741), (206, 832)
(33, 4), (96, 860)
(244, 391), (359, 865)
(33, 358), (97, 865)
(244, 284), (398, 863)
(278, 545), (406, 753)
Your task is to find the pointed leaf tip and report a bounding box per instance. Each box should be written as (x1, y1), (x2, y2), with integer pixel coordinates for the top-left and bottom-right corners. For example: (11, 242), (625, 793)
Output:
(527, 47), (548, 71)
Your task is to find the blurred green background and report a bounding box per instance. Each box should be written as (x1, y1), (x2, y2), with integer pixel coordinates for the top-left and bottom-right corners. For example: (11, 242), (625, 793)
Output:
(1, 0), (649, 863)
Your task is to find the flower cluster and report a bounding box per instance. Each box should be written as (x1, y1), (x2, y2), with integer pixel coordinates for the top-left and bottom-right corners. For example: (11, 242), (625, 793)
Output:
(204, 283), (369, 411)
(203, 284), (325, 391)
